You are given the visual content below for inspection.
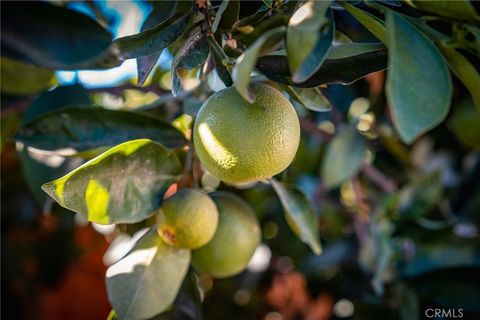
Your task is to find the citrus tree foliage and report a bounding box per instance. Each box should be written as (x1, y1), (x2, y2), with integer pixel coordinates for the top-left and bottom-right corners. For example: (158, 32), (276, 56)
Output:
(2, 1), (480, 319)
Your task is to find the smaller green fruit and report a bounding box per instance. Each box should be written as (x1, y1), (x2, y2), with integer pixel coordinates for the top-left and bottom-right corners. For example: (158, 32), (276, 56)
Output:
(192, 192), (261, 278)
(156, 189), (218, 249)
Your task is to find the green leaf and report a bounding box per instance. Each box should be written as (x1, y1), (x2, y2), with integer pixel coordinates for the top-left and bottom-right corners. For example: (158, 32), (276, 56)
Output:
(150, 272), (203, 320)
(171, 30), (209, 96)
(451, 98), (480, 150)
(438, 43), (480, 110)
(289, 87), (331, 112)
(0, 57), (55, 95)
(15, 108), (186, 153)
(23, 84), (91, 124)
(405, 0), (479, 22)
(106, 228), (190, 319)
(256, 45), (387, 87)
(212, 48), (233, 87)
(42, 139), (182, 224)
(322, 126), (366, 189)
(1, 2), (117, 70)
(270, 179), (321, 254)
(136, 1), (178, 86)
(398, 171), (443, 220)
(287, 2), (334, 83)
(212, 0), (240, 33)
(115, 12), (191, 59)
(403, 242), (480, 277)
(327, 42), (386, 59)
(386, 11), (452, 143)
(338, 1), (387, 44)
(232, 26), (286, 103)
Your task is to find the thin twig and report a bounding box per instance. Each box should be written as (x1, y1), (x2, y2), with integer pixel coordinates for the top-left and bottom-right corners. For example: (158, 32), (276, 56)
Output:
(362, 163), (397, 193)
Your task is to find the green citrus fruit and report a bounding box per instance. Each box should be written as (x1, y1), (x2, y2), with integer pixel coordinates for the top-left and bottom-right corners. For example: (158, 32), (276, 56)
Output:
(156, 189), (218, 249)
(191, 192), (261, 278)
(193, 83), (300, 184)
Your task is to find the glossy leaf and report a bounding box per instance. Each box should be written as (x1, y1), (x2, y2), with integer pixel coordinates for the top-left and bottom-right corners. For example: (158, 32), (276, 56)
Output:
(322, 126), (366, 189)
(171, 30), (209, 96)
(256, 45), (387, 87)
(42, 139), (182, 224)
(270, 179), (321, 254)
(451, 98), (480, 150)
(1, 1), (117, 70)
(405, 0), (479, 21)
(339, 1), (387, 44)
(327, 42), (386, 59)
(15, 108), (186, 152)
(212, 0), (240, 33)
(106, 228), (191, 319)
(115, 12), (190, 59)
(386, 11), (452, 143)
(287, 2), (334, 83)
(232, 26), (286, 103)
(0, 57), (55, 95)
(290, 87), (331, 112)
(212, 49), (233, 87)
(23, 84), (91, 124)
(438, 43), (480, 110)
(137, 1), (178, 86)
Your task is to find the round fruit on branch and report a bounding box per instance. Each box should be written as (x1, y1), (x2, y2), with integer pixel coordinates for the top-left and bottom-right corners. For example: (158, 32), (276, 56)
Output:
(193, 83), (300, 184)
(192, 192), (261, 278)
(156, 189), (218, 249)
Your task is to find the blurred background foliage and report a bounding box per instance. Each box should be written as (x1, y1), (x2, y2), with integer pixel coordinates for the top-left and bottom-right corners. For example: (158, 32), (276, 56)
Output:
(1, 1), (480, 320)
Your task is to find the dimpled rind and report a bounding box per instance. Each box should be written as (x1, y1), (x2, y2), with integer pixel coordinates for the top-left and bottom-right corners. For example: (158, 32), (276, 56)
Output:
(156, 189), (218, 249)
(193, 83), (301, 184)
(191, 192), (261, 278)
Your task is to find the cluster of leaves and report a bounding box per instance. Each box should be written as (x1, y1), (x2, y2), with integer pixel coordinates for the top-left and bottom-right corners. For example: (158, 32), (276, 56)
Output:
(2, 0), (480, 319)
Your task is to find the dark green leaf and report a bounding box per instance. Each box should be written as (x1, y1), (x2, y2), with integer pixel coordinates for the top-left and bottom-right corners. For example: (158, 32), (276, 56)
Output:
(386, 11), (452, 143)
(136, 1), (178, 86)
(451, 98), (480, 150)
(403, 242), (480, 277)
(0, 57), (55, 95)
(171, 30), (209, 96)
(150, 272), (203, 320)
(1, 2), (117, 70)
(232, 26), (285, 102)
(289, 87), (331, 112)
(15, 108), (186, 153)
(322, 126), (366, 189)
(287, 2), (334, 82)
(256, 45), (387, 87)
(338, 1), (387, 44)
(405, 0), (479, 21)
(234, 14), (289, 48)
(438, 43), (480, 110)
(270, 179), (321, 254)
(212, 0), (240, 33)
(18, 147), (83, 205)
(115, 13), (191, 59)
(212, 49), (233, 87)
(23, 84), (91, 124)
(41, 139), (182, 224)
(106, 228), (190, 319)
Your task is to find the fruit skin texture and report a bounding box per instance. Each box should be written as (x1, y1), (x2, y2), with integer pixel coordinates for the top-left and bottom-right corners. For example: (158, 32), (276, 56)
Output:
(193, 83), (300, 184)
(191, 192), (261, 278)
(156, 189), (218, 249)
